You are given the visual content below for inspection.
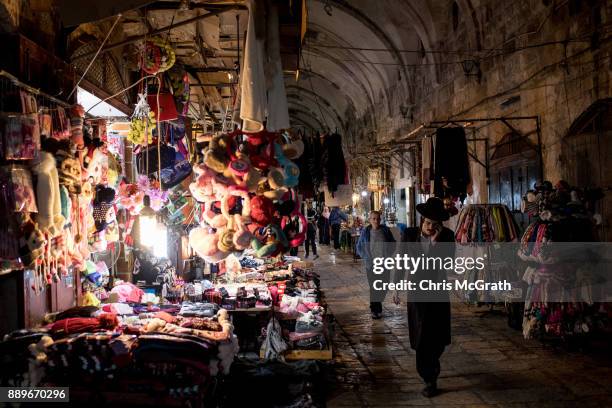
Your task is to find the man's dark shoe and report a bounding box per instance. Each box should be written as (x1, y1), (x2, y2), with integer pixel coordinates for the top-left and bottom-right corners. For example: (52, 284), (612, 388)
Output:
(421, 382), (438, 398)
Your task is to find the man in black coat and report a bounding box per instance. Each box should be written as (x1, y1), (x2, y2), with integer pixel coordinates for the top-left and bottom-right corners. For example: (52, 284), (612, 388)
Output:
(397, 197), (454, 398)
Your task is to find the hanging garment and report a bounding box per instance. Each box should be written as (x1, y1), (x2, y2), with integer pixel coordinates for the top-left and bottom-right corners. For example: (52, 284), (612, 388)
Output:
(308, 134), (323, 187)
(239, 0), (290, 132)
(421, 136), (433, 194)
(30, 151), (64, 236)
(321, 133), (346, 194)
(433, 127), (470, 202)
(297, 135), (315, 198)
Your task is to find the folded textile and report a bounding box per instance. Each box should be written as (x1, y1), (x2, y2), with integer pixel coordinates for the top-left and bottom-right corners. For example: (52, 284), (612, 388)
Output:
(53, 306), (99, 321)
(49, 313), (118, 335)
(179, 302), (220, 318)
(101, 303), (134, 315)
(178, 317), (223, 332)
(110, 282), (144, 303)
(144, 309), (233, 342)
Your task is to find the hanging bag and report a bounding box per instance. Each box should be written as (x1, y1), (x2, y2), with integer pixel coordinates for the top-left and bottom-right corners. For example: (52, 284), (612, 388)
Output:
(136, 144), (177, 175)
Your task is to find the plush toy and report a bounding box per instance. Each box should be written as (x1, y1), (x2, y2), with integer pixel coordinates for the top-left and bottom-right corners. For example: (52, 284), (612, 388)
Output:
(273, 143), (300, 187)
(224, 152), (264, 192)
(232, 214), (253, 250)
(19, 220), (46, 266)
(204, 134), (234, 173)
(90, 230), (107, 253)
(189, 226), (229, 263)
(189, 164), (232, 204)
(251, 224), (288, 257)
(250, 195), (274, 227)
(58, 157), (82, 194)
(30, 151), (65, 237)
(281, 213), (307, 249)
(201, 201), (228, 228)
(221, 186), (251, 224)
(281, 137), (304, 160)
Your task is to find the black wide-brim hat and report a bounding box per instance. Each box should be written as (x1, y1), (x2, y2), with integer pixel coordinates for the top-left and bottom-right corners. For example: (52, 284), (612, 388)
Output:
(416, 197), (450, 222)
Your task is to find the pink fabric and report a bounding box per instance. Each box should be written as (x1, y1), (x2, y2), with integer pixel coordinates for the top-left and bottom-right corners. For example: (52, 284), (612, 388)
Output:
(110, 282), (144, 303)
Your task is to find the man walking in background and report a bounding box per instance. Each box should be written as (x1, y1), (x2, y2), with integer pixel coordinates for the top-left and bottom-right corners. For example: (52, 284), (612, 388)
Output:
(356, 210), (396, 319)
(329, 206), (348, 250)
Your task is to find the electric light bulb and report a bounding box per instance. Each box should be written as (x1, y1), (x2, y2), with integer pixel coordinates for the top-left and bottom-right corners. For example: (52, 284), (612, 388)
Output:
(361, 191), (368, 197)
(383, 198), (390, 204)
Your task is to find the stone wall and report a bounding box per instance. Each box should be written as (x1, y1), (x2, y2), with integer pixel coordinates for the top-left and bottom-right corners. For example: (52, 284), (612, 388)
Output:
(347, 0), (611, 203)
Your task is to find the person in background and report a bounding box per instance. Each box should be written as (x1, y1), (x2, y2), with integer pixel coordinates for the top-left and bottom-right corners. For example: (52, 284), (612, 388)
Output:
(317, 208), (331, 245)
(283, 221), (299, 256)
(304, 215), (319, 259)
(356, 210), (396, 319)
(329, 206), (348, 250)
(395, 197), (454, 398)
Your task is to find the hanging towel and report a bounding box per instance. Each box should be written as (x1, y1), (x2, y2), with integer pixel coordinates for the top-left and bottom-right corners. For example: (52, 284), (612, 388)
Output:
(240, 0), (266, 132)
(239, 0), (290, 132)
(264, 0), (290, 131)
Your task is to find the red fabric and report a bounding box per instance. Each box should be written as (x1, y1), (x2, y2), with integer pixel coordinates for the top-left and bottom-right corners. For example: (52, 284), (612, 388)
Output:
(250, 196), (274, 227)
(50, 313), (118, 334)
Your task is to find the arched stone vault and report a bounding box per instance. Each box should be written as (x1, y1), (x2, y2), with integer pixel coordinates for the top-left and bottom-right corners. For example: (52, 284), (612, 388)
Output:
(289, 0), (442, 144)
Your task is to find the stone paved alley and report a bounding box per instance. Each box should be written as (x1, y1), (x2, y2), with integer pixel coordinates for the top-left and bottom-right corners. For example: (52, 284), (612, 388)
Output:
(311, 246), (612, 407)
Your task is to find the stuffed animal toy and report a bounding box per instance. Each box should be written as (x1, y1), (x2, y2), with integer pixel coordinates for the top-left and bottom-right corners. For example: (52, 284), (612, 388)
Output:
(232, 214), (253, 250)
(250, 195), (274, 227)
(19, 220), (46, 267)
(221, 186), (251, 224)
(84, 146), (108, 185)
(281, 214), (307, 249)
(58, 157), (82, 194)
(201, 201), (228, 228)
(251, 224), (288, 257)
(273, 143), (300, 187)
(30, 151), (65, 237)
(204, 134), (234, 173)
(281, 137), (304, 160)
(189, 226), (229, 263)
(224, 152), (264, 192)
(190, 164), (221, 203)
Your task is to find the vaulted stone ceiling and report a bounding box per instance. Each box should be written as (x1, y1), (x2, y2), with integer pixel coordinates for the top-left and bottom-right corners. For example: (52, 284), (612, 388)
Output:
(286, 0), (441, 135)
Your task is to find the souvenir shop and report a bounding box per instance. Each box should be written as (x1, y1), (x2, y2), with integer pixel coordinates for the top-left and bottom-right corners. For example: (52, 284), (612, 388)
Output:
(0, 2), (335, 406)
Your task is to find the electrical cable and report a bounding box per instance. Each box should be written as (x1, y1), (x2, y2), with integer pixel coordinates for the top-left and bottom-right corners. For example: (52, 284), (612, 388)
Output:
(68, 14), (123, 100)
(85, 75), (157, 114)
(304, 37), (596, 68)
